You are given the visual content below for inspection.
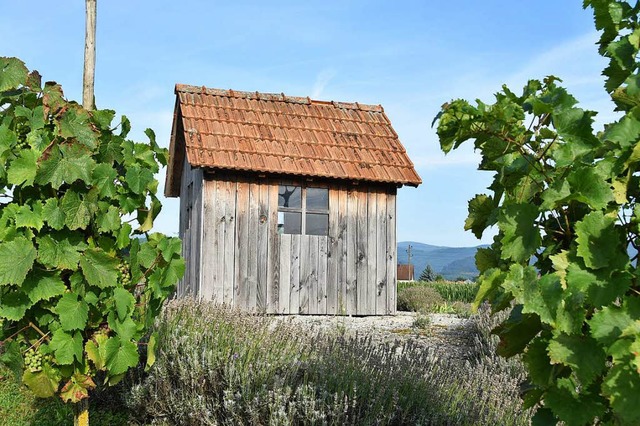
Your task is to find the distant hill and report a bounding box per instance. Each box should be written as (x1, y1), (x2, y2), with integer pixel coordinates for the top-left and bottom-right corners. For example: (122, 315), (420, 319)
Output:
(397, 241), (489, 280)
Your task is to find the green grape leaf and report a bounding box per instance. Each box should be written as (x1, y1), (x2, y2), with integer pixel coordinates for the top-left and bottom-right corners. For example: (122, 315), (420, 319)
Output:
(541, 180), (571, 210)
(589, 306), (633, 347)
(523, 336), (554, 387)
(145, 332), (158, 371)
(602, 363), (640, 424)
(464, 194), (495, 239)
(92, 163), (118, 198)
(37, 232), (87, 270)
(116, 223), (132, 249)
(22, 365), (59, 398)
(55, 293), (89, 331)
(0, 57), (28, 91)
(157, 236), (182, 262)
(91, 109), (115, 131)
(494, 305), (542, 358)
(36, 144), (96, 189)
(545, 377), (607, 425)
(105, 336), (139, 376)
(0, 236), (36, 285)
(113, 287), (135, 321)
(108, 311), (138, 341)
(22, 271), (66, 303)
(60, 191), (91, 230)
(97, 205), (120, 233)
(0, 290), (32, 321)
(59, 108), (99, 150)
(7, 149), (38, 187)
(50, 329), (83, 365)
(575, 211), (627, 270)
(498, 203), (541, 262)
(85, 332), (108, 371)
(125, 165), (154, 195)
(42, 198), (65, 230)
(548, 333), (606, 386)
(474, 247), (500, 274)
(567, 167), (614, 209)
(14, 203), (44, 231)
(79, 248), (118, 289)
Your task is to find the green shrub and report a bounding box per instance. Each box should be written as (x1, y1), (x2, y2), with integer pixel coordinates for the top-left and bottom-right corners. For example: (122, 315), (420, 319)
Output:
(398, 281), (478, 304)
(397, 286), (444, 312)
(126, 299), (531, 426)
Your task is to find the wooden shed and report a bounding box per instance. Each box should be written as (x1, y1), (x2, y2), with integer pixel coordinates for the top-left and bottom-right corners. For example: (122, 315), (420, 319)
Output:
(165, 85), (421, 315)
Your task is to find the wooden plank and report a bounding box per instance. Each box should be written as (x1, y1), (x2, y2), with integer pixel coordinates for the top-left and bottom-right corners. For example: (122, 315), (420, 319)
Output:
(299, 235), (310, 314)
(336, 188), (348, 315)
(289, 234), (301, 314)
(307, 236), (319, 315)
(235, 181), (250, 310)
(200, 179), (216, 301)
(366, 190), (378, 315)
(212, 180), (225, 304)
(326, 188), (340, 315)
(356, 190), (368, 315)
(317, 236), (328, 314)
(247, 181), (259, 311)
(386, 191), (397, 315)
(256, 183), (269, 313)
(191, 173), (203, 297)
(279, 234), (291, 313)
(223, 180), (236, 306)
(267, 184), (280, 314)
(346, 188), (358, 315)
(376, 190), (388, 315)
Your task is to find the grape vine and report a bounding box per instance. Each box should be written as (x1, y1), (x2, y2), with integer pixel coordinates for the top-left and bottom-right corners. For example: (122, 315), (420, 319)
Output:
(0, 57), (184, 405)
(435, 1), (640, 424)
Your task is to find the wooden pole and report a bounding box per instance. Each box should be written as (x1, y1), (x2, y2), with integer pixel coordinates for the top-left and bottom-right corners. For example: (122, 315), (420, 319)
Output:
(82, 0), (97, 110)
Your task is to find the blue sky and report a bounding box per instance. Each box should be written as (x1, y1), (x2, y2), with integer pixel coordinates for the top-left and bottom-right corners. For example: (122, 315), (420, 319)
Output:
(0, 1), (614, 247)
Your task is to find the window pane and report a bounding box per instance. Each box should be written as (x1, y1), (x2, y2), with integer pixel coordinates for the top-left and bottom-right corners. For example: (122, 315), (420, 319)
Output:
(283, 212), (302, 234)
(278, 185), (301, 208)
(307, 187), (328, 210)
(306, 213), (328, 236)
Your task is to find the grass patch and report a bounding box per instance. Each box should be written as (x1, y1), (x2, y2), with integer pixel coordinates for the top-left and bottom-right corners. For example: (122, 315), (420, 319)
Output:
(0, 365), (131, 425)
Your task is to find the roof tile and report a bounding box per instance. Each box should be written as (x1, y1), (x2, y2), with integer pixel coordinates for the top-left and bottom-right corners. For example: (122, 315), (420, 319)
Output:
(165, 85), (421, 196)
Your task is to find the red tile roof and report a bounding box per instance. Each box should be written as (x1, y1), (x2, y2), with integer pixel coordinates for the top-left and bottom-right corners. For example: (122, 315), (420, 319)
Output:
(165, 84), (421, 197)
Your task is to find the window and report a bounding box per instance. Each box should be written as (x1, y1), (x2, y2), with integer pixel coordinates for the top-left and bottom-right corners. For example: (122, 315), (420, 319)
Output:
(278, 185), (329, 235)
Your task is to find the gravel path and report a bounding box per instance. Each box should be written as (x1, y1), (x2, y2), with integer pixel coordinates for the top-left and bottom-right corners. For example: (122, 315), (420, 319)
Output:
(278, 311), (476, 361)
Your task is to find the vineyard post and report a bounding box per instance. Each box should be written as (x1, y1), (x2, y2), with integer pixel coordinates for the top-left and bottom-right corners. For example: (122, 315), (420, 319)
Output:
(82, 0), (96, 111)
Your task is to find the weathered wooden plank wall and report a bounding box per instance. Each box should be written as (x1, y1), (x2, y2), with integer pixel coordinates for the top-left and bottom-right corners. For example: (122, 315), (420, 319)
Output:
(181, 174), (398, 315)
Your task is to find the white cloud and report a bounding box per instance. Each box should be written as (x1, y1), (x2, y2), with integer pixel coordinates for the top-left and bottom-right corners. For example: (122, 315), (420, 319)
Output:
(311, 68), (337, 99)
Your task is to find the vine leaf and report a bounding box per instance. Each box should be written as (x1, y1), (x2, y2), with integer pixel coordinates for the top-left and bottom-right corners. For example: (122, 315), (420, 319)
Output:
(22, 365), (59, 398)
(79, 248), (118, 289)
(575, 211), (627, 270)
(36, 144), (96, 189)
(59, 373), (95, 403)
(50, 329), (83, 365)
(7, 149), (38, 187)
(21, 271), (66, 303)
(498, 203), (540, 262)
(42, 199), (65, 231)
(548, 334), (606, 386)
(0, 236), (36, 285)
(464, 194), (495, 239)
(0, 291), (32, 321)
(55, 293), (89, 331)
(37, 232), (87, 270)
(113, 287), (135, 321)
(602, 363), (640, 424)
(104, 337), (139, 376)
(60, 191), (91, 231)
(0, 57), (28, 91)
